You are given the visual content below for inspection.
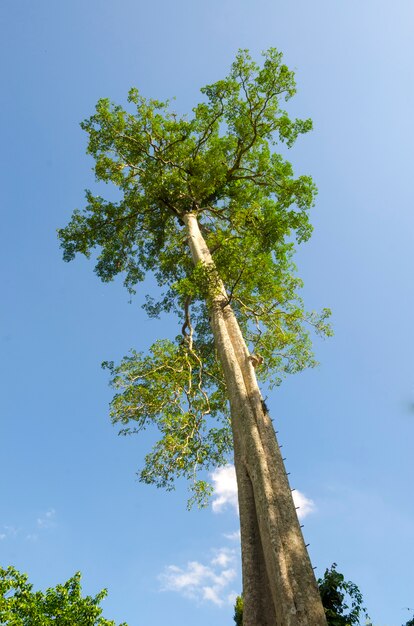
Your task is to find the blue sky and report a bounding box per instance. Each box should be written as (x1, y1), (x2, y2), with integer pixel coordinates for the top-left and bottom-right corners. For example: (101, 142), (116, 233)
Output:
(1, 1), (414, 624)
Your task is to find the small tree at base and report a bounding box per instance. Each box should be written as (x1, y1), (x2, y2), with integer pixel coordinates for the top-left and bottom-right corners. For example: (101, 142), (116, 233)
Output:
(318, 564), (370, 626)
(59, 48), (332, 625)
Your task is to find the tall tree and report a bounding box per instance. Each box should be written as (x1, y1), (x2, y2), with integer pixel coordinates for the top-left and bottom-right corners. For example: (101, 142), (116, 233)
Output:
(59, 49), (331, 625)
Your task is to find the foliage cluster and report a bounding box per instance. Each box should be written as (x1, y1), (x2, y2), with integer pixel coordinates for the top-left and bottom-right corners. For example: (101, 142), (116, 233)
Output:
(318, 564), (370, 626)
(0, 567), (126, 626)
(233, 593), (244, 626)
(58, 49), (332, 504)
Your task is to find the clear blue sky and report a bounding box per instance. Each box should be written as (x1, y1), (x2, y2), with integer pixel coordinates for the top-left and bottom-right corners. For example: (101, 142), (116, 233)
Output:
(1, 1), (413, 624)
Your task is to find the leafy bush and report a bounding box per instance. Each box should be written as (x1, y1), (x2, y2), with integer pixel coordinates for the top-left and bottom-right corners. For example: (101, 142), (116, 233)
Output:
(318, 563), (369, 626)
(0, 566), (127, 625)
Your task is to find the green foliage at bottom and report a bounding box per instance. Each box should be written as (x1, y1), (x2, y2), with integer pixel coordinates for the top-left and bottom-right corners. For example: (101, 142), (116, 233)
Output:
(318, 563), (370, 626)
(0, 566), (127, 626)
(233, 594), (243, 626)
(233, 564), (371, 625)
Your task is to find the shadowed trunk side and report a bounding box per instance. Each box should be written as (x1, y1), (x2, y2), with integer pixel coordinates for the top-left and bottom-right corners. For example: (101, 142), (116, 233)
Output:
(184, 212), (327, 626)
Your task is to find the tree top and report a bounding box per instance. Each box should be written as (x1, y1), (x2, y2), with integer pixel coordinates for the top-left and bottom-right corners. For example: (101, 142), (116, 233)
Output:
(58, 49), (331, 504)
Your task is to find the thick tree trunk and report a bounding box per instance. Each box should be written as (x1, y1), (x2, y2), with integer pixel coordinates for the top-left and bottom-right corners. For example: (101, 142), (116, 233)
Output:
(184, 213), (327, 626)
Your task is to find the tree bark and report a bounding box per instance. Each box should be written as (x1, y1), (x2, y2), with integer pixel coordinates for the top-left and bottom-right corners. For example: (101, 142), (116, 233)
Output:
(184, 212), (327, 626)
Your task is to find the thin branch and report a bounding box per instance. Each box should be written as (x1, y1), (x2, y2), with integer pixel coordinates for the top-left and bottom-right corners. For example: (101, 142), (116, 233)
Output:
(224, 266), (246, 307)
(192, 100), (225, 159)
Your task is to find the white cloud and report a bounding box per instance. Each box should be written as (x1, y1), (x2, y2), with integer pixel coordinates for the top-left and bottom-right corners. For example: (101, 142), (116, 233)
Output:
(37, 509), (56, 529)
(211, 465), (238, 513)
(223, 530), (241, 541)
(0, 525), (18, 540)
(292, 490), (316, 519)
(202, 586), (223, 605)
(211, 464), (316, 521)
(162, 561), (211, 592)
(211, 548), (234, 568)
(159, 547), (238, 607)
(1, 511), (57, 542)
(227, 591), (238, 606)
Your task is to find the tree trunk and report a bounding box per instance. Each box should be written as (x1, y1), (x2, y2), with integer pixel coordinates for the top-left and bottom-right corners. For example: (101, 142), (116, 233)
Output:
(184, 213), (327, 626)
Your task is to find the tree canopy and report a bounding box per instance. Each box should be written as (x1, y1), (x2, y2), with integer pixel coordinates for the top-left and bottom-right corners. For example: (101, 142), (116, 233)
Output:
(0, 567), (126, 626)
(59, 48), (331, 505)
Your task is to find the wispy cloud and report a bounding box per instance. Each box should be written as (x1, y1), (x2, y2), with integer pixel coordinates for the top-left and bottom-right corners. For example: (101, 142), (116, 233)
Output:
(0, 525), (18, 540)
(211, 464), (316, 520)
(223, 530), (241, 542)
(1, 510), (57, 542)
(37, 508), (56, 529)
(159, 547), (238, 606)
